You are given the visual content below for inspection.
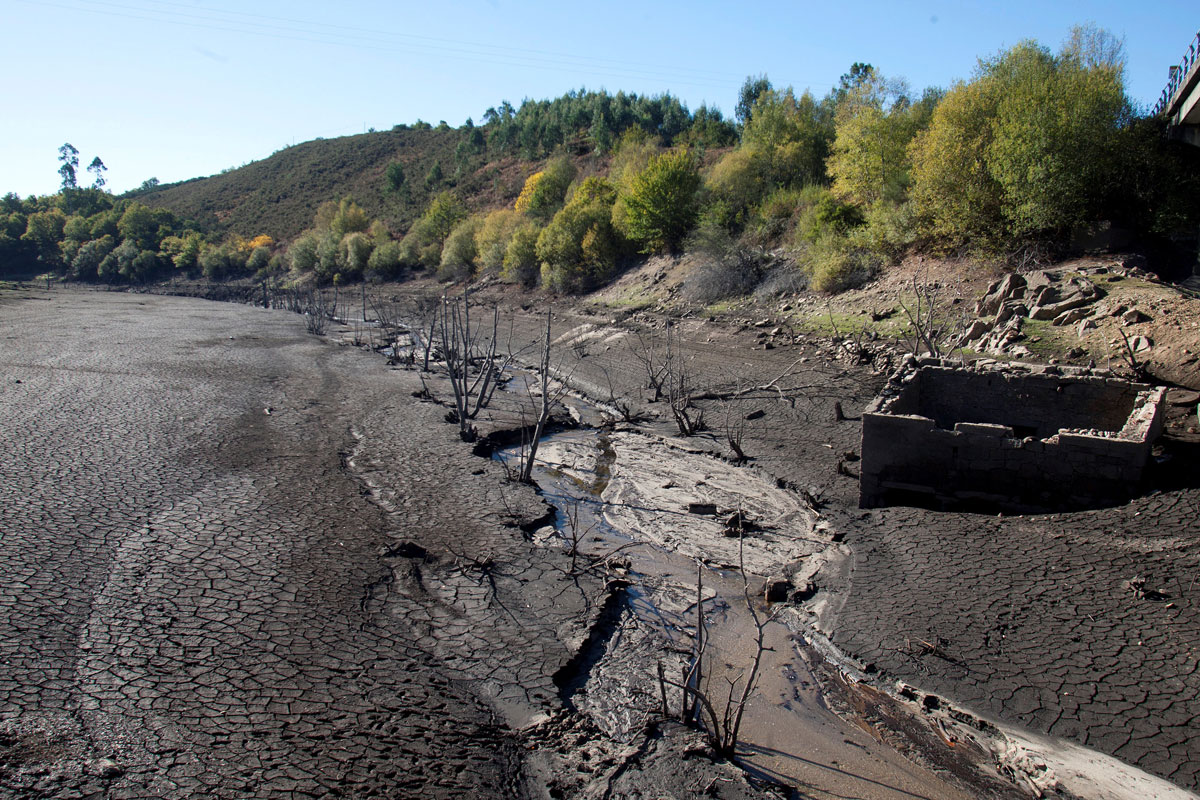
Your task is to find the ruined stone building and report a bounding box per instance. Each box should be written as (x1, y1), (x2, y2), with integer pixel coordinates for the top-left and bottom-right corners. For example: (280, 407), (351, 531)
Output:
(860, 358), (1165, 512)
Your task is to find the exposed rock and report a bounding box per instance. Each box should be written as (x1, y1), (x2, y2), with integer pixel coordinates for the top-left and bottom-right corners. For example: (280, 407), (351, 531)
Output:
(1130, 335), (1153, 353)
(962, 319), (991, 341)
(1123, 308), (1151, 325)
(1028, 276), (1099, 321)
(995, 302), (1028, 327)
(1053, 306), (1092, 326)
(976, 273), (1027, 317)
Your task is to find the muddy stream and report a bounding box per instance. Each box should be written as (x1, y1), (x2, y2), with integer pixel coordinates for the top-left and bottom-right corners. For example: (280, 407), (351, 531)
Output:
(490, 377), (989, 800)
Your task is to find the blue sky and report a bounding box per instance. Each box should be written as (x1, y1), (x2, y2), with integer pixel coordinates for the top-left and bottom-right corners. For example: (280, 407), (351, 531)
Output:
(2, 0), (1196, 197)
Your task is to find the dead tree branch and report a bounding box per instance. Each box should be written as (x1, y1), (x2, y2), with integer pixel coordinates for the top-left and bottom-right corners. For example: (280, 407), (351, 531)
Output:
(518, 311), (554, 483)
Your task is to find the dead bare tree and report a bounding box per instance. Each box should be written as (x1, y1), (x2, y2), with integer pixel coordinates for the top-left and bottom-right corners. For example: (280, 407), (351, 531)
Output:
(302, 287), (329, 335)
(826, 308), (874, 365)
(662, 322), (706, 436)
(409, 296), (440, 372)
(518, 312), (554, 483)
(720, 392), (748, 463)
(658, 537), (775, 758)
(628, 329), (670, 402)
(595, 362), (642, 424)
(438, 289), (507, 441)
(897, 271), (966, 358)
(1115, 327), (1150, 382)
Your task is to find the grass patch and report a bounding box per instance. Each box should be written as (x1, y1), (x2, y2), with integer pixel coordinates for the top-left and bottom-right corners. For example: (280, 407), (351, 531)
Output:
(793, 308), (908, 341)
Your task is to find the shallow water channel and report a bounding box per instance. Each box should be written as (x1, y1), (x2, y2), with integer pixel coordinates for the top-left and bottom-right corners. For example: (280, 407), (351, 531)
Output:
(485, 382), (1001, 800)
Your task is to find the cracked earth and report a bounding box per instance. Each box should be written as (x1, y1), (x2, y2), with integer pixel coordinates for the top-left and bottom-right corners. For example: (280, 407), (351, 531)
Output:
(0, 291), (539, 799)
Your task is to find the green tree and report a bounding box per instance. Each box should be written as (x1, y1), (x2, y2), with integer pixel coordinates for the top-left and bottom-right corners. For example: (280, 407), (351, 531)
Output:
(474, 208), (522, 273)
(160, 232), (203, 272)
(21, 208), (66, 265)
(514, 156), (576, 221)
(909, 37), (1130, 247)
(424, 160), (444, 191)
(337, 231), (373, 278)
(289, 232), (320, 273)
(328, 197), (371, 238)
(117, 203), (160, 250)
(384, 161), (406, 196)
(501, 222), (541, 287)
(438, 216), (482, 281)
(58, 143), (79, 191)
(538, 177), (623, 292)
(827, 73), (933, 206)
(740, 88), (833, 189)
(86, 157), (107, 190)
(366, 239), (404, 280)
(735, 74), (772, 126)
(70, 235), (114, 280)
(419, 191), (467, 245)
(619, 149), (701, 252)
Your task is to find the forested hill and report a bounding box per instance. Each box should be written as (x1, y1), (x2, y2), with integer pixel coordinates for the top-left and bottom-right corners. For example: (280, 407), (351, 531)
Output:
(9, 43), (1198, 292)
(136, 127), (474, 242)
(134, 90), (736, 243)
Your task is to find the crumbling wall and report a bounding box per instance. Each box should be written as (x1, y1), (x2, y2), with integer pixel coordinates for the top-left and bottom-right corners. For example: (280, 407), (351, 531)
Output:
(860, 358), (1166, 511)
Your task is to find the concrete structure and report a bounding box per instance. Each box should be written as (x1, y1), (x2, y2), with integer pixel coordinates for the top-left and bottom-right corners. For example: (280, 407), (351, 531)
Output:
(859, 358), (1166, 512)
(1155, 30), (1200, 148)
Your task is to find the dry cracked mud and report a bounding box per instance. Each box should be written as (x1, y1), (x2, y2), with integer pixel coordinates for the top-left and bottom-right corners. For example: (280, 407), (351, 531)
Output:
(462, 290), (1200, 796)
(7, 284), (1197, 800)
(0, 288), (798, 800)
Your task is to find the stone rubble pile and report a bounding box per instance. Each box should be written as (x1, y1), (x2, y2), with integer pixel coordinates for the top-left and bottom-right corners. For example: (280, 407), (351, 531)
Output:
(961, 262), (1158, 358)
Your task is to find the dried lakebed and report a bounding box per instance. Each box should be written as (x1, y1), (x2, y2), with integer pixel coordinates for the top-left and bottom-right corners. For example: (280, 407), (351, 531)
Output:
(3, 287), (1193, 800)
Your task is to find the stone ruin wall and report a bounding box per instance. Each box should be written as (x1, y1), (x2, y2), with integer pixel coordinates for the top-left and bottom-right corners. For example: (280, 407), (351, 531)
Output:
(860, 358), (1166, 511)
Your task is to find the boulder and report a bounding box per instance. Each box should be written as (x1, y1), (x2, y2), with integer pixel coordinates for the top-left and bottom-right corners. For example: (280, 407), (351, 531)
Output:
(976, 273), (1027, 316)
(962, 319), (991, 341)
(1054, 306), (1092, 326)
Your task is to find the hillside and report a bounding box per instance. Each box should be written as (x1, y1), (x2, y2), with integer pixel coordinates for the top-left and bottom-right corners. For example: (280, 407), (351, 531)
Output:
(134, 127), (534, 242)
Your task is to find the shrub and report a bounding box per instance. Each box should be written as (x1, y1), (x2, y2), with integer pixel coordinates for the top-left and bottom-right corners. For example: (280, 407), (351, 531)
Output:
(748, 186), (807, 243)
(474, 209), (522, 274)
(849, 200), (918, 262)
(437, 216), (482, 281)
(792, 184), (864, 245)
(681, 223), (766, 303)
(366, 239), (404, 280)
(799, 233), (879, 293)
(754, 263), (809, 298)
(501, 222), (541, 287)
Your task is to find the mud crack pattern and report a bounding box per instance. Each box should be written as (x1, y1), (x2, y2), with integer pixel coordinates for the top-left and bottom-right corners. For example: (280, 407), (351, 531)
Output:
(0, 292), (525, 799)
